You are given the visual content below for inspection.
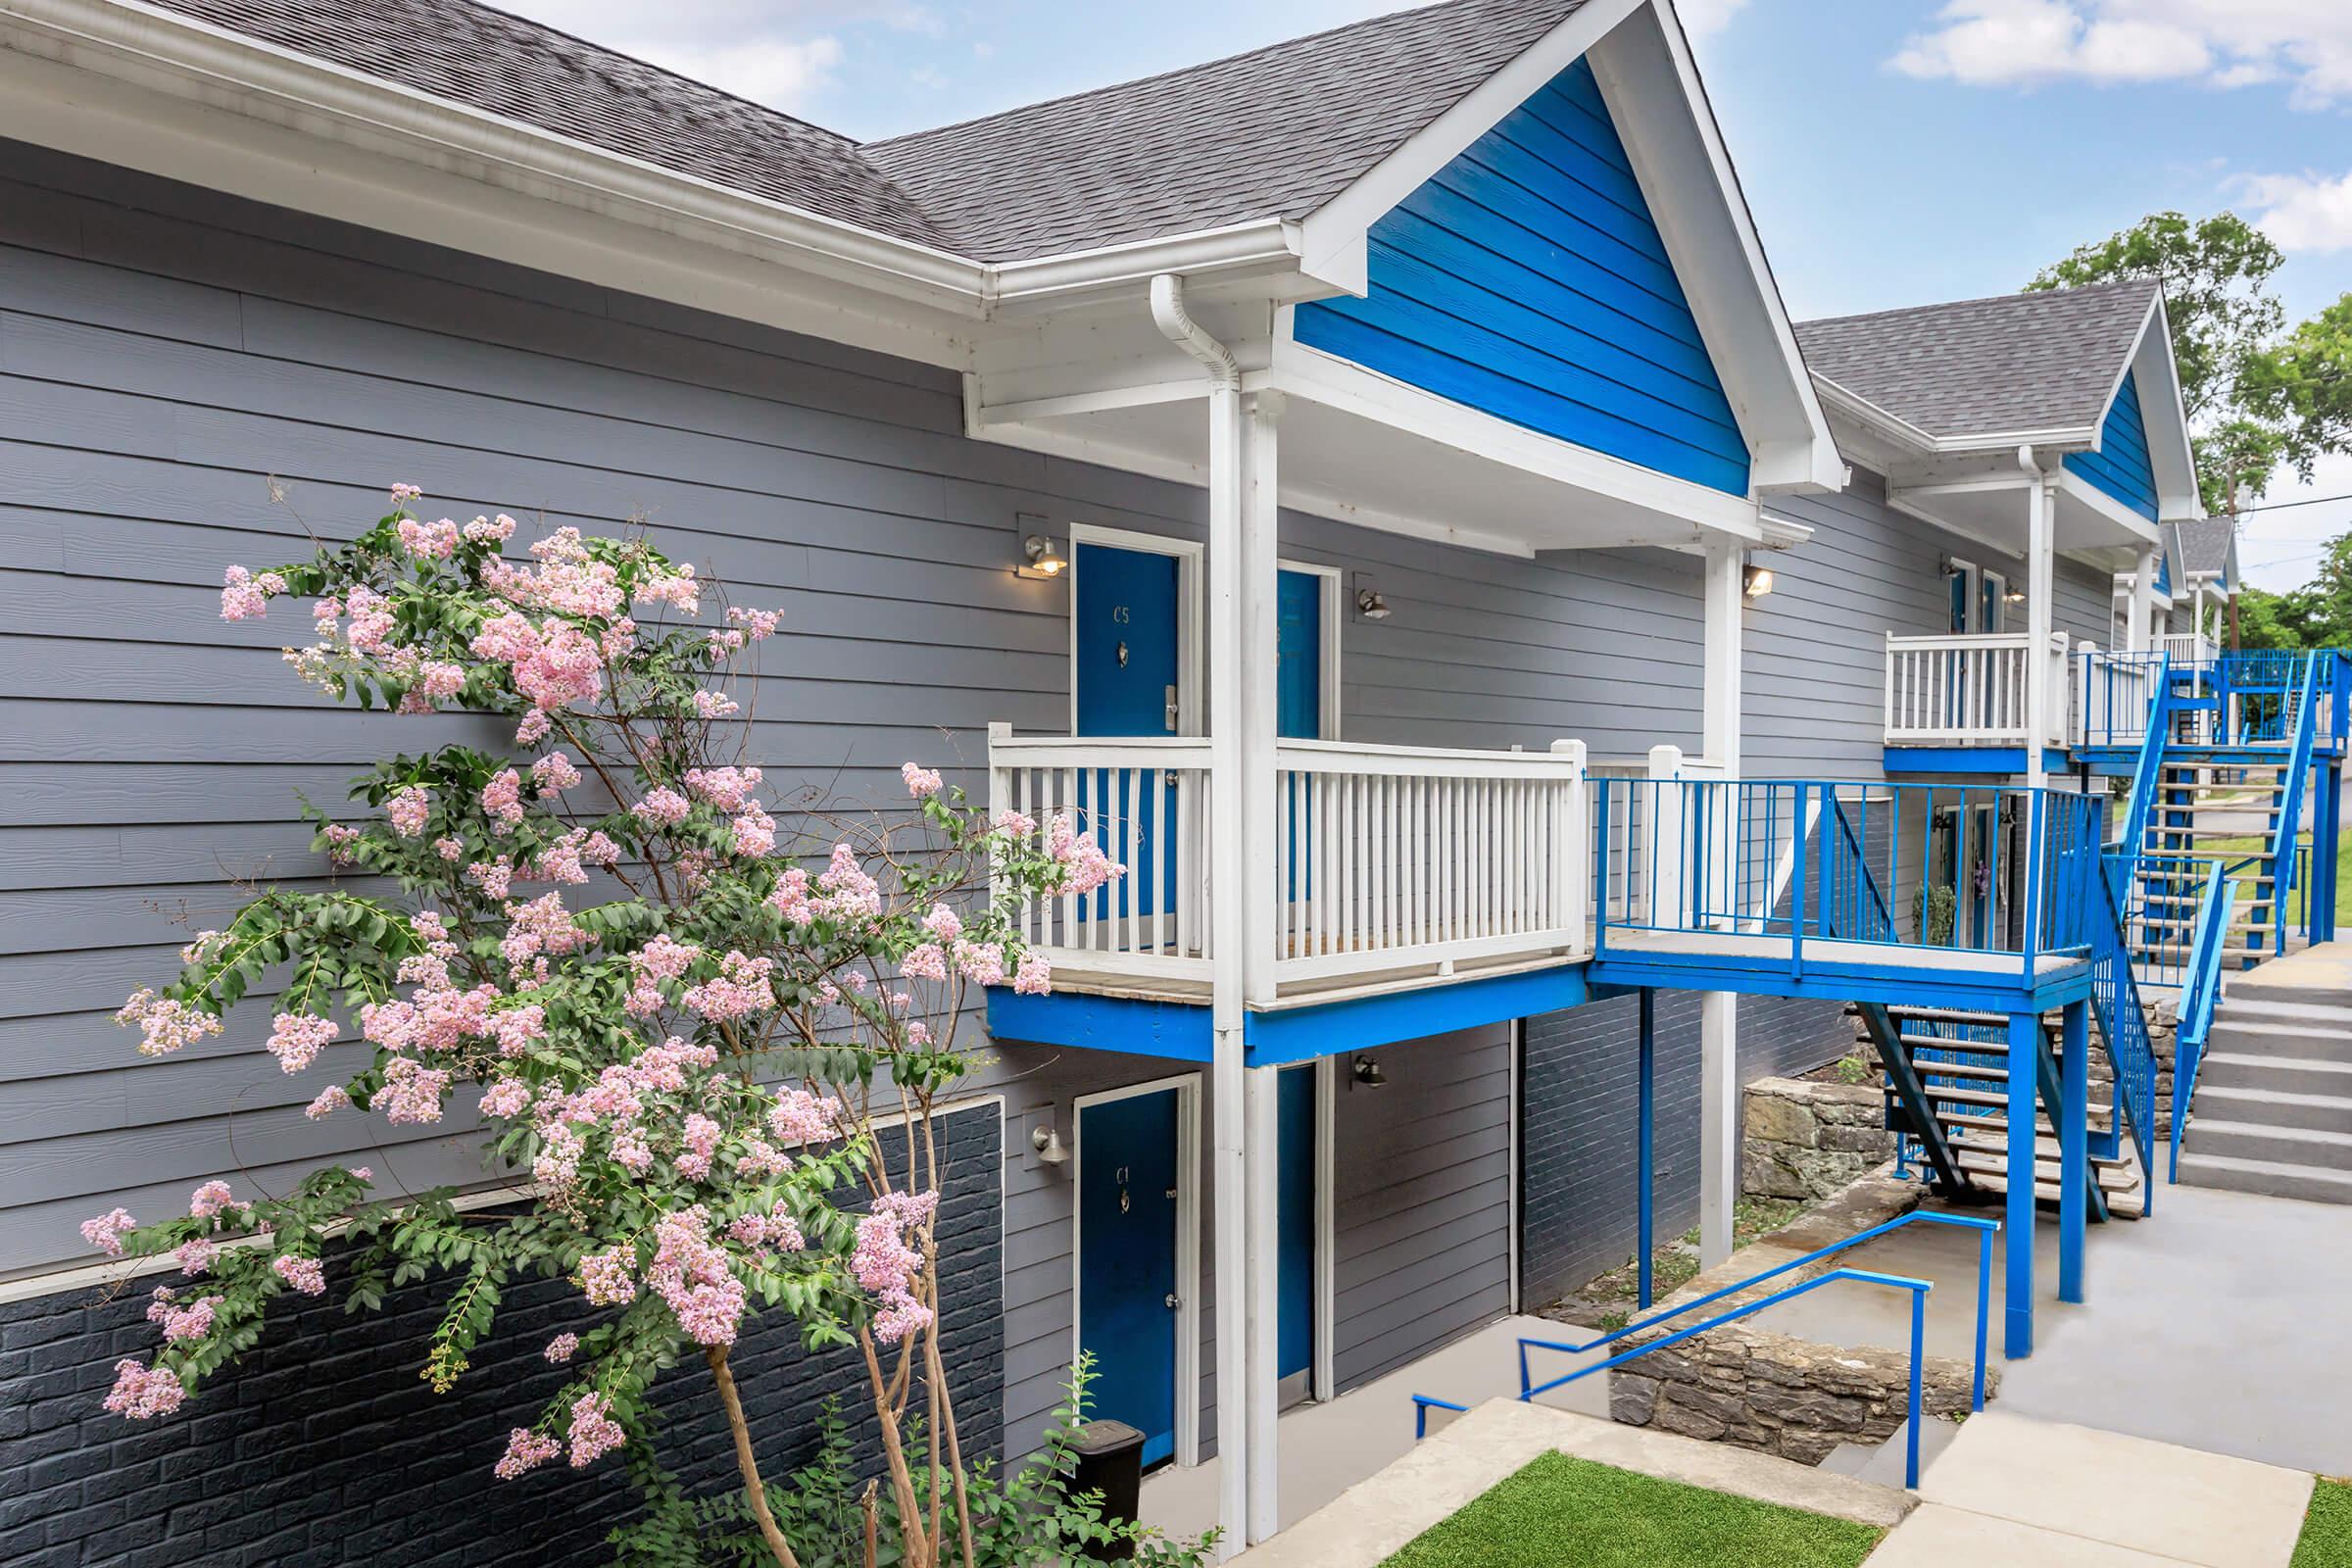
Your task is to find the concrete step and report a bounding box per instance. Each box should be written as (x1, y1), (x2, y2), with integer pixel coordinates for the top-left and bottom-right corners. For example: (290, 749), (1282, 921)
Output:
(2215, 996), (2352, 1026)
(2194, 1051), (2352, 1096)
(2184, 1118), (2352, 1170)
(2176, 1150), (2352, 1204)
(2205, 1018), (2352, 1063)
(2192, 1083), (2352, 1134)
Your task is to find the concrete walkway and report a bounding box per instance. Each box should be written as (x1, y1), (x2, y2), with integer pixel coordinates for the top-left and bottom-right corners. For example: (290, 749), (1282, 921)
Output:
(1745, 1182), (2352, 1476)
(1873, 1410), (2315, 1567)
(1138, 1313), (1612, 1544)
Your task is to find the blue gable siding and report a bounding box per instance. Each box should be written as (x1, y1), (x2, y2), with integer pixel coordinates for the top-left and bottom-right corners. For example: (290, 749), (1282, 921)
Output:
(1292, 58), (1750, 496)
(2064, 369), (2160, 522)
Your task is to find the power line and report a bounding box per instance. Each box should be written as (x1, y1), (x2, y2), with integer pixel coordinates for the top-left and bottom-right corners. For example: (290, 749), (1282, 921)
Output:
(2230, 491), (2352, 515)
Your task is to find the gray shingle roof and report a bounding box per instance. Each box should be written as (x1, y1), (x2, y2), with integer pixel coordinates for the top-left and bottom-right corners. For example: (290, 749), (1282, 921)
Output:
(2175, 516), (2235, 576)
(145, 0), (1584, 265)
(864, 0), (1585, 263)
(1794, 278), (2160, 440)
(148, 0), (956, 247)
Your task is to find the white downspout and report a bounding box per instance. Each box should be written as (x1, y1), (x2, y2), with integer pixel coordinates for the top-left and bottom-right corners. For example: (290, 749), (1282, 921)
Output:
(1151, 273), (1256, 1557)
(2019, 447), (2055, 787)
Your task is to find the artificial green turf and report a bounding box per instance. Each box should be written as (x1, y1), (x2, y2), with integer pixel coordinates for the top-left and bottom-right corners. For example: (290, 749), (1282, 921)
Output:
(1376, 1450), (1884, 1568)
(2293, 1479), (2352, 1567)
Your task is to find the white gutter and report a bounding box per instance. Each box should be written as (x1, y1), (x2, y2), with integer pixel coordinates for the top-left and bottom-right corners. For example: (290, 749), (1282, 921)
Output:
(0, 0), (1315, 318)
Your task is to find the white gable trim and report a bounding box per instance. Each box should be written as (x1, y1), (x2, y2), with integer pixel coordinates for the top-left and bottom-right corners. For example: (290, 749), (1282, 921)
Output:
(1291, 0), (1840, 501)
(2120, 296), (2204, 522)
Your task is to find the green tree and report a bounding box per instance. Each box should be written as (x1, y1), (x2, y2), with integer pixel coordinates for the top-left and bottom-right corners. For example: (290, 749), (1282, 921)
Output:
(2244, 295), (2352, 486)
(2029, 211), (2291, 512)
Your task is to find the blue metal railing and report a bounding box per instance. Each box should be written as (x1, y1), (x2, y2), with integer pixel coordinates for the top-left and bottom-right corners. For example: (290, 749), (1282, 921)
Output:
(2169, 858), (2237, 1182)
(1508, 1212), (1998, 1490)
(2266, 658), (2323, 956)
(2088, 855), (2160, 1200)
(1409, 1394), (1469, 1440)
(1594, 779), (2100, 981)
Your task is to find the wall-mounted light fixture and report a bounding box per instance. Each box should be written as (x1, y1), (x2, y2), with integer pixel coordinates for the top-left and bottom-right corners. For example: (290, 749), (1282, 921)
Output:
(1016, 533), (1067, 580)
(1031, 1123), (1068, 1165)
(1741, 563), (1776, 599)
(2005, 585), (2026, 604)
(1352, 572), (1392, 620)
(1351, 1054), (1388, 1088)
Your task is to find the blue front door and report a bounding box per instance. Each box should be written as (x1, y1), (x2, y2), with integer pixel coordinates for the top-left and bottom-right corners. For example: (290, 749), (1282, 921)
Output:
(1276, 569), (1323, 741)
(1078, 1088), (1182, 1466)
(1276, 1065), (1316, 1390)
(1076, 543), (1181, 925)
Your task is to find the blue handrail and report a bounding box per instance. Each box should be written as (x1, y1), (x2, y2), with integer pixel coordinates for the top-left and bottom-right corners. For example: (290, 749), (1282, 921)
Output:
(2119, 653), (2176, 858)
(1518, 1266), (1936, 1489)
(2267, 656), (2323, 956)
(2088, 855), (2160, 1202)
(2169, 859), (2236, 1182)
(1409, 1394), (1469, 1441)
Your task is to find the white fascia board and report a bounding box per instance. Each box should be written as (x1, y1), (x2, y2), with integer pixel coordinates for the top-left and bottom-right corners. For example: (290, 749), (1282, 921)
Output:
(1271, 337), (1766, 543)
(1592, 1), (1842, 495)
(2132, 298), (2206, 521)
(1292, 0), (1642, 294)
(989, 220), (1316, 310)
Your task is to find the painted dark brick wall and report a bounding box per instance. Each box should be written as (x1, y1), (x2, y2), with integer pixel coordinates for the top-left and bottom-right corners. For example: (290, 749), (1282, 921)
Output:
(0, 1105), (1002, 1568)
(1518, 992), (1849, 1307)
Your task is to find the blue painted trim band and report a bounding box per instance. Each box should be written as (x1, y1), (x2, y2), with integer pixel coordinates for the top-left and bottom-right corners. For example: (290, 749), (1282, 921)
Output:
(1882, 746), (2073, 776)
(985, 988), (1211, 1062)
(1242, 963), (1592, 1065)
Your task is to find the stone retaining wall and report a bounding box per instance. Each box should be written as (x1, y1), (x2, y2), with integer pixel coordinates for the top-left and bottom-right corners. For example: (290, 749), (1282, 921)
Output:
(1741, 1077), (1895, 1200)
(1596, 1174), (1996, 1467)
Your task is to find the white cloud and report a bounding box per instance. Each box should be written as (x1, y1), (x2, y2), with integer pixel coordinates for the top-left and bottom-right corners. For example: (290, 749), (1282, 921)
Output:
(2240, 451), (2352, 592)
(1890, 0), (2352, 105)
(2240, 169), (2352, 251)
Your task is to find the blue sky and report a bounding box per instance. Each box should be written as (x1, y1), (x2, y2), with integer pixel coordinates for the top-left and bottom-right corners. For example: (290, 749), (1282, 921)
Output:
(502, 0), (2352, 591)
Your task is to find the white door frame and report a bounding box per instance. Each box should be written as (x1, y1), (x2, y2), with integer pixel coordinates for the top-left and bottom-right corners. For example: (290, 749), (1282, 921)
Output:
(1071, 1072), (1203, 1468)
(1276, 557), (1345, 742)
(1067, 523), (1204, 737)
(1980, 568), (2008, 633)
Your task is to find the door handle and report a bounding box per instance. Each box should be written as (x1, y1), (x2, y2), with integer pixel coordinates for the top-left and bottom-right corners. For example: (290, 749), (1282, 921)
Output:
(1165, 1293), (1182, 1309)
(1165, 684), (1179, 732)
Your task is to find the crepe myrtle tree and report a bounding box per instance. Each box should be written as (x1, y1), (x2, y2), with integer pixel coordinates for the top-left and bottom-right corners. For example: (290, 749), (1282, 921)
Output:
(84, 486), (1124, 1568)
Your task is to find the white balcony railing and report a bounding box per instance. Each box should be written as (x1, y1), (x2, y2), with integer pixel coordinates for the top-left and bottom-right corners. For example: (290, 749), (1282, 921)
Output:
(1271, 738), (1587, 982)
(2155, 631), (2217, 668)
(986, 726), (1589, 996)
(1884, 632), (2071, 748)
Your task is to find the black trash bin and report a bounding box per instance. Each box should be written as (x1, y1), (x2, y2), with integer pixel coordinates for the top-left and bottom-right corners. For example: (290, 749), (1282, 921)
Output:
(1066, 1418), (1146, 1560)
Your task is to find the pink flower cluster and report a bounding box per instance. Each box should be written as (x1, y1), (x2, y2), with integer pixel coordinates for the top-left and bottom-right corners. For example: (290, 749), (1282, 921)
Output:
(531, 752), (580, 793)
(544, 1332), (579, 1364)
(397, 516), (460, 559)
(902, 761), (943, 798)
(104, 1358), (187, 1420)
(306, 1085), (350, 1120)
(387, 785), (432, 838)
(80, 1207), (136, 1256)
(647, 1206), (745, 1347)
(471, 611), (605, 711)
(681, 950), (773, 1023)
(500, 892), (590, 975)
(725, 1201), (806, 1254)
(219, 564), (287, 621)
(765, 1087), (838, 1147)
(1045, 811), (1122, 898)
(684, 766), (761, 810)
(635, 564), (700, 614)
(768, 844), (884, 930)
(567, 1392), (625, 1468)
(482, 527), (623, 619)
(465, 513), (517, 545)
(730, 804), (776, 858)
(579, 1244), (637, 1306)
(189, 1180), (241, 1219)
(379, 1055), (454, 1124)
(267, 1011), (337, 1073)
(481, 768), (525, 831)
(116, 989), (224, 1057)
(496, 1428), (562, 1480)
(147, 1286), (224, 1344)
(632, 787), (691, 827)
(624, 933), (702, 1016)
(854, 1191), (937, 1346)
(273, 1254), (327, 1296)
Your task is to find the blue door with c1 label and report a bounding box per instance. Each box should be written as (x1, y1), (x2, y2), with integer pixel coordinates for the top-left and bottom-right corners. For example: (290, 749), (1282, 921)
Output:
(1077, 1087), (1182, 1467)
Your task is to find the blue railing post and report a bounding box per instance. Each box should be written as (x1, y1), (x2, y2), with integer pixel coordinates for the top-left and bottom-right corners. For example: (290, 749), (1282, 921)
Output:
(1906, 1285), (1927, 1490)
(1791, 782), (1807, 978)
(1593, 781), (1612, 961)
(1638, 986), (1656, 1310)
(1970, 1222), (1990, 1413)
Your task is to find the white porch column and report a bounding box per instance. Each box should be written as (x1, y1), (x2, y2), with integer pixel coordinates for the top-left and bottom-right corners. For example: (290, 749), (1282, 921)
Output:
(2129, 546), (2157, 654)
(2022, 453), (2054, 788)
(1698, 541), (1743, 1267)
(1238, 392), (1284, 1547)
(1202, 368), (1250, 1559)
